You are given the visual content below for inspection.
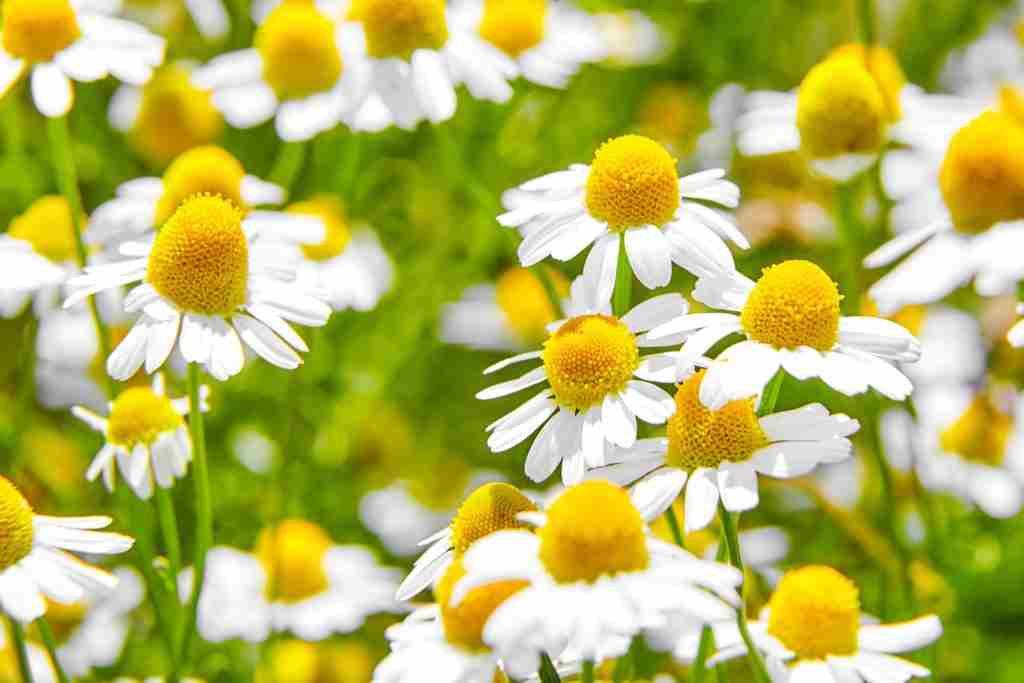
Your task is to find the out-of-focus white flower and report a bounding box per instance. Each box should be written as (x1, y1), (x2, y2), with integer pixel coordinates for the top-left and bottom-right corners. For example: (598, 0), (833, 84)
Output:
(595, 10), (667, 66)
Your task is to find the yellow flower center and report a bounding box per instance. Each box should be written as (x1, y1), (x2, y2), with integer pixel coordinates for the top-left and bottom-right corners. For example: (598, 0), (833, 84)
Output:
(450, 483), (537, 556)
(740, 260), (841, 351)
(1, 0), (81, 63)
(666, 370), (769, 470)
(998, 86), (1024, 128)
(585, 135), (680, 230)
(542, 314), (639, 411)
(268, 640), (320, 683)
(256, 3), (343, 101)
(938, 111), (1024, 234)
(256, 519), (331, 603)
(939, 394), (1013, 467)
(349, 0), (449, 60)
(767, 565), (860, 660)
(796, 44), (904, 160)
(0, 476), (34, 572)
(105, 386), (183, 449)
(7, 195), (77, 263)
(43, 599), (87, 641)
(436, 558), (529, 653)
(131, 65), (224, 168)
(538, 480), (649, 584)
(478, 0), (546, 57)
(147, 195), (249, 316)
(288, 196), (352, 262)
(154, 146), (248, 226)
(495, 266), (569, 346)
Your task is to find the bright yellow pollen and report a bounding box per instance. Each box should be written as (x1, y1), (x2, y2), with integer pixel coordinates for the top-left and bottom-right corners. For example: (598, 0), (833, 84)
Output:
(256, 519), (331, 603)
(268, 640), (320, 683)
(0, 476), (34, 572)
(585, 135), (680, 230)
(155, 146), (248, 226)
(542, 314), (639, 411)
(2, 0), (81, 63)
(740, 260), (841, 351)
(828, 44), (904, 121)
(349, 0), (449, 60)
(147, 195), (249, 316)
(450, 483), (537, 556)
(436, 558), (529, 653)
(288, 196), (352, 262)
(130, 65), (224, 168)
(105, 386), (183, 449)
(938, 111), (1024, 234)
(538, 480), (649, 584)
(767, 565), (860, 660)
(7, 196), (77, 263)
(256, 3), (343, 101)
(939, 394), (1012, 467)
(478, 0), (547, 57)
(666, 370), (769, 470)
(495, 267), (569, 346)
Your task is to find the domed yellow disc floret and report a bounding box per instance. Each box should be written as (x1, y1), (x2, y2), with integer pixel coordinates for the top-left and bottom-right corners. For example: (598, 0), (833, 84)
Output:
(349, 0), (449, 60)
(0, 476), (34, 572)
(155, 146), (248, 226)
(256, 519), (331, 603)
(740, 260), (841, 351)
(495, 266), (569, 345)
(131, 65), (224, 168)
(436, 558), (529, 652)
(2, 0), (81, 63)
(538, 480), (649, 583)
(767, 565), (860, 660)
(542, 314), (639, 411)
(938, 111), (1024, 234)
(288, 196), (352, 262)
(939, 394), (1012, 467)
(666, 370), (769, 470)
(585, 135), (680, 230)
(147, 195), (249, 316)
(479, 0), (546, 57)
(105, 386), (183, 450)
(8, 195), (77, 263)
(450, 483), (537, 556)
(256, 3), (343, 101)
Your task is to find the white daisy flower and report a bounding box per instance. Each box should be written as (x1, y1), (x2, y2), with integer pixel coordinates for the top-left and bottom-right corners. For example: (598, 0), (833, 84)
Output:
(64, 194), (332, 381)
(184, 520), (403, 642)
(477, 279), (687, 485)
(71, 373), (206, 499)
(441, 267), (569, 352)
(123, 0), (230, 41)
(696, 565), (942, 683)
(192, 1), (369, 141)
(587, 368), (858, 533)
(500, 133), (744, 297)
(449, 480), (743, 678)
(0, 625), (54, 683)
(447, 0), (604, 89)
(594, 10), (667, 67)
(695, 83), (747, 170)
(646, 259), (921, 410)
(898, 305), (985, 389)
(0, 0), (164, 118)
(0, 476), (134, 623)
(940, 12), (1024, 99)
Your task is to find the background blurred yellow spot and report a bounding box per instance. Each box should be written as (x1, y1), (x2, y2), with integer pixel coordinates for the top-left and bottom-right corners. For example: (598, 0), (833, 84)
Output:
(257, 3), (343, 100)
(289, 196), (352, 261)
(767, 565), (860, 659)
(257, 519), (331, 603)
(350, 0), (449, 60)
(479, 0), (547, 57)
(2, 0), (80, 63)
(495, 266), (568, 345)
(155, 146), (247, 226)
(8, 195), (77, 262)
(131, 65), (224, 168)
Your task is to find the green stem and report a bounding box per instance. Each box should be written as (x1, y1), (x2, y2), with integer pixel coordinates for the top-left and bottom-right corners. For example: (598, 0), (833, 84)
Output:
(858, 0), (877, 44)
(613, 233), (632, 317)
(758, 371), (785, 417)
(179, 363), (212, 668)
(36, 619), (69, 683)
(268, 141), (306, 194)
(581, 660), (595, 683)
(665, 505), (685, 547)
(537, 652), (563, 683)
(154, 486), (183, 583)
(834, 182), (862, 316)
(692, 626), (716, 683)
(8, 618), (33, 683)
(719, 504), (771, 683)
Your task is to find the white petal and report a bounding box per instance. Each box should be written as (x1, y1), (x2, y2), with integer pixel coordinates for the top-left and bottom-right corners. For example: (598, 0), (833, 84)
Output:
(31, 62), (73, 118)
(476, 366), (547, 400)
(858, 615), (942, 653)
(630, 467), (686, 522)
(620, 380), (674, 423)
(233, 314), (301, 370)
(624, 225), (672, 289)
(580, 232), (618, 311)
(717, 462), (759, 512)
(622, 293), (688, 333)
(411, 49), (455, 123)
(684, 468), (720, 532)
(602, 392), (637, 448)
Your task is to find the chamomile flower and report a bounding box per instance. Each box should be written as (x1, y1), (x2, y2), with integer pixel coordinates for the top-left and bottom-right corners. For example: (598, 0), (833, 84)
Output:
(441, 267), (569, 351)
(71, 373), (205, 499)
(263, 639), (376, 683)
(646, 259), (921, 409)
(499, 134), (744, 296)
(65, 194), (332, 381)
(122, 0), (230, 42)
(447, 0), (604, 89)
(0, 0), (164, 118)
(594, 10), (667, 67)
(0, 475), (134, 623)
(192, 1), (369, 141)
(477, 281), (686, 485)
(704, 565), (942, 683)
(187, 519), (403, 642)
(587, 369), (858, 533)
(449, 480), (743, 678)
